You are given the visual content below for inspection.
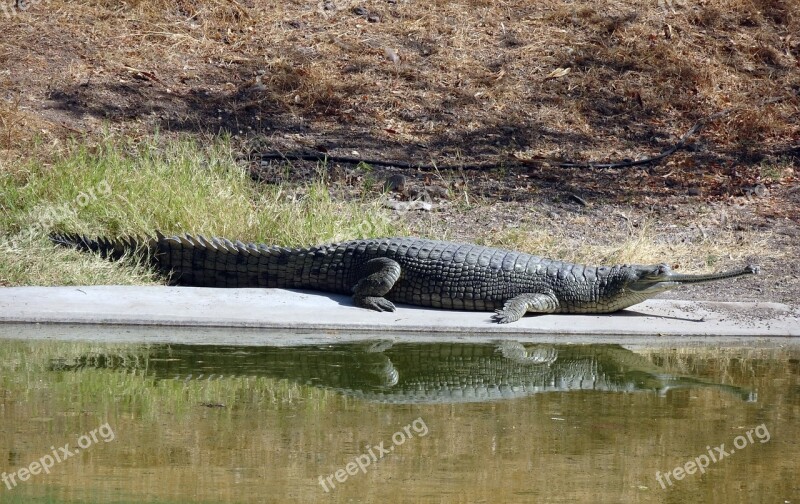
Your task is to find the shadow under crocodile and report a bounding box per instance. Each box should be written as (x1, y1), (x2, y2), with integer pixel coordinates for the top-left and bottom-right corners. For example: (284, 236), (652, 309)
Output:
(317, 290), (707, 323)
(51, 341), (755, 404)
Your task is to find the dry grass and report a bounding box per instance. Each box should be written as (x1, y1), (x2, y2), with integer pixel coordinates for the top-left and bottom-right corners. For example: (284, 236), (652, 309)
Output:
(473, 208), (770, 271)
(2, 0), (797, 165)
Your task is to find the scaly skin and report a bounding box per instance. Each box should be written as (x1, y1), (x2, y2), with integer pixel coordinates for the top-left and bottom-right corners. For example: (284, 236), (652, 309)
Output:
(51, 233), (760, 323)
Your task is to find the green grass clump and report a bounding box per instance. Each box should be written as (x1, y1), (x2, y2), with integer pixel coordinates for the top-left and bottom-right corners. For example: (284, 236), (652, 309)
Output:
(0, 135), (405, 286)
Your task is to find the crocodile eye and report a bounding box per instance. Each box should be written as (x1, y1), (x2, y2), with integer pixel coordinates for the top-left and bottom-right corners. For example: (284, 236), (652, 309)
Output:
(657, 263), (670, 275)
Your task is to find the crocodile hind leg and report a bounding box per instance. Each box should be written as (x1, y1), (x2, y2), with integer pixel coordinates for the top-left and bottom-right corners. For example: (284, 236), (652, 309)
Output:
(352, 257), (402, 312)
(492, 292), (560, 323)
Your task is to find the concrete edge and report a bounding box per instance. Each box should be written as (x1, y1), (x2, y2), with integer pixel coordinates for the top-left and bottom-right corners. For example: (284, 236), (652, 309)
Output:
(1, 286), (797, 340)
(2, 323), (800, 348)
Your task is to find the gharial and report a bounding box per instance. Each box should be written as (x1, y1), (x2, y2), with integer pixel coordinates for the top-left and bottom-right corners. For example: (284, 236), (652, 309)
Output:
(51, 233), (759, 324)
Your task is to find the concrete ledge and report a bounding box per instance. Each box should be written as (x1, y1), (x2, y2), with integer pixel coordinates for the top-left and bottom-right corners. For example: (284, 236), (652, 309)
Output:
(0, 286), (797, 338)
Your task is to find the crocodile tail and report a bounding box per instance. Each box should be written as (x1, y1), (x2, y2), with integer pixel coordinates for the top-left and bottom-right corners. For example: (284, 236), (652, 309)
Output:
(149, 233), (316, 288)
(50, 232), (157, 262)
(52, 232), (331, 289)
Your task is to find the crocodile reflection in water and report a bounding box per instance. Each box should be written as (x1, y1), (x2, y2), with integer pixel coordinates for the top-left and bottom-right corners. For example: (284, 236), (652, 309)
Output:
(50, 342), (755, 404)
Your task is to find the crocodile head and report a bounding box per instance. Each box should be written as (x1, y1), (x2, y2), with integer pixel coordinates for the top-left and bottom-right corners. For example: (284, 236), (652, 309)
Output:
(626, 263), (760, 296)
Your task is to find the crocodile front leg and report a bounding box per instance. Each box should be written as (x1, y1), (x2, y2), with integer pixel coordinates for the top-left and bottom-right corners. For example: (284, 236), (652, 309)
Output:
(352, 257), (402, 312)
(498, 341), (559, 364)
(492, 292), (559, 323)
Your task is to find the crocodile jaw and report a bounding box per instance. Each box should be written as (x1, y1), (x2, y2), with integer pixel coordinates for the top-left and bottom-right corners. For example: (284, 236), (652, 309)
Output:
(626, 263), (760, 296)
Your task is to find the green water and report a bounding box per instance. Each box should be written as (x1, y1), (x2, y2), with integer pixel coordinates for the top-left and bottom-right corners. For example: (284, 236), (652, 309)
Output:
(0, 339), (798, 503)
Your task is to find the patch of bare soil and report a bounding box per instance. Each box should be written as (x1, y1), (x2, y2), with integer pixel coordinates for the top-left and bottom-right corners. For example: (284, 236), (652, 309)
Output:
(1, 0), (798, 304)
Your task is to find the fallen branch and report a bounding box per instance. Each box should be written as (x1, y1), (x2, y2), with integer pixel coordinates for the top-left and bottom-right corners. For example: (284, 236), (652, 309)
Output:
(254, 150), (499, 171)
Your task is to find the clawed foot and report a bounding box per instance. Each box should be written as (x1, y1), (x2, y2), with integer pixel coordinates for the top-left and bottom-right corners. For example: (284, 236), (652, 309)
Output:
(356, 296), (396, 312)
(492, 308), (519, 324)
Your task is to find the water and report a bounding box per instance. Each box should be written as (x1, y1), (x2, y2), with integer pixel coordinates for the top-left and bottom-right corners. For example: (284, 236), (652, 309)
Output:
(0, 338), (798, 503)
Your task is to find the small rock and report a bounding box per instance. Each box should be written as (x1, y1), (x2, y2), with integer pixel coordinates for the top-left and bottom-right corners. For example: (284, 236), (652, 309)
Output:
(384, 47), (400, 63)
(384, 174), (407, 193)
(352, 6), (368, 15)
(382, 200), (433, 212)
(426, 185), (449, 200)
(244, 75), (266, 93)
(323, 0), (335, 10)
(688, 186), (701, 196)
(367, 14), (381, 22)
(407, 187), (431, 202)
(408, 201), (433, 211)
